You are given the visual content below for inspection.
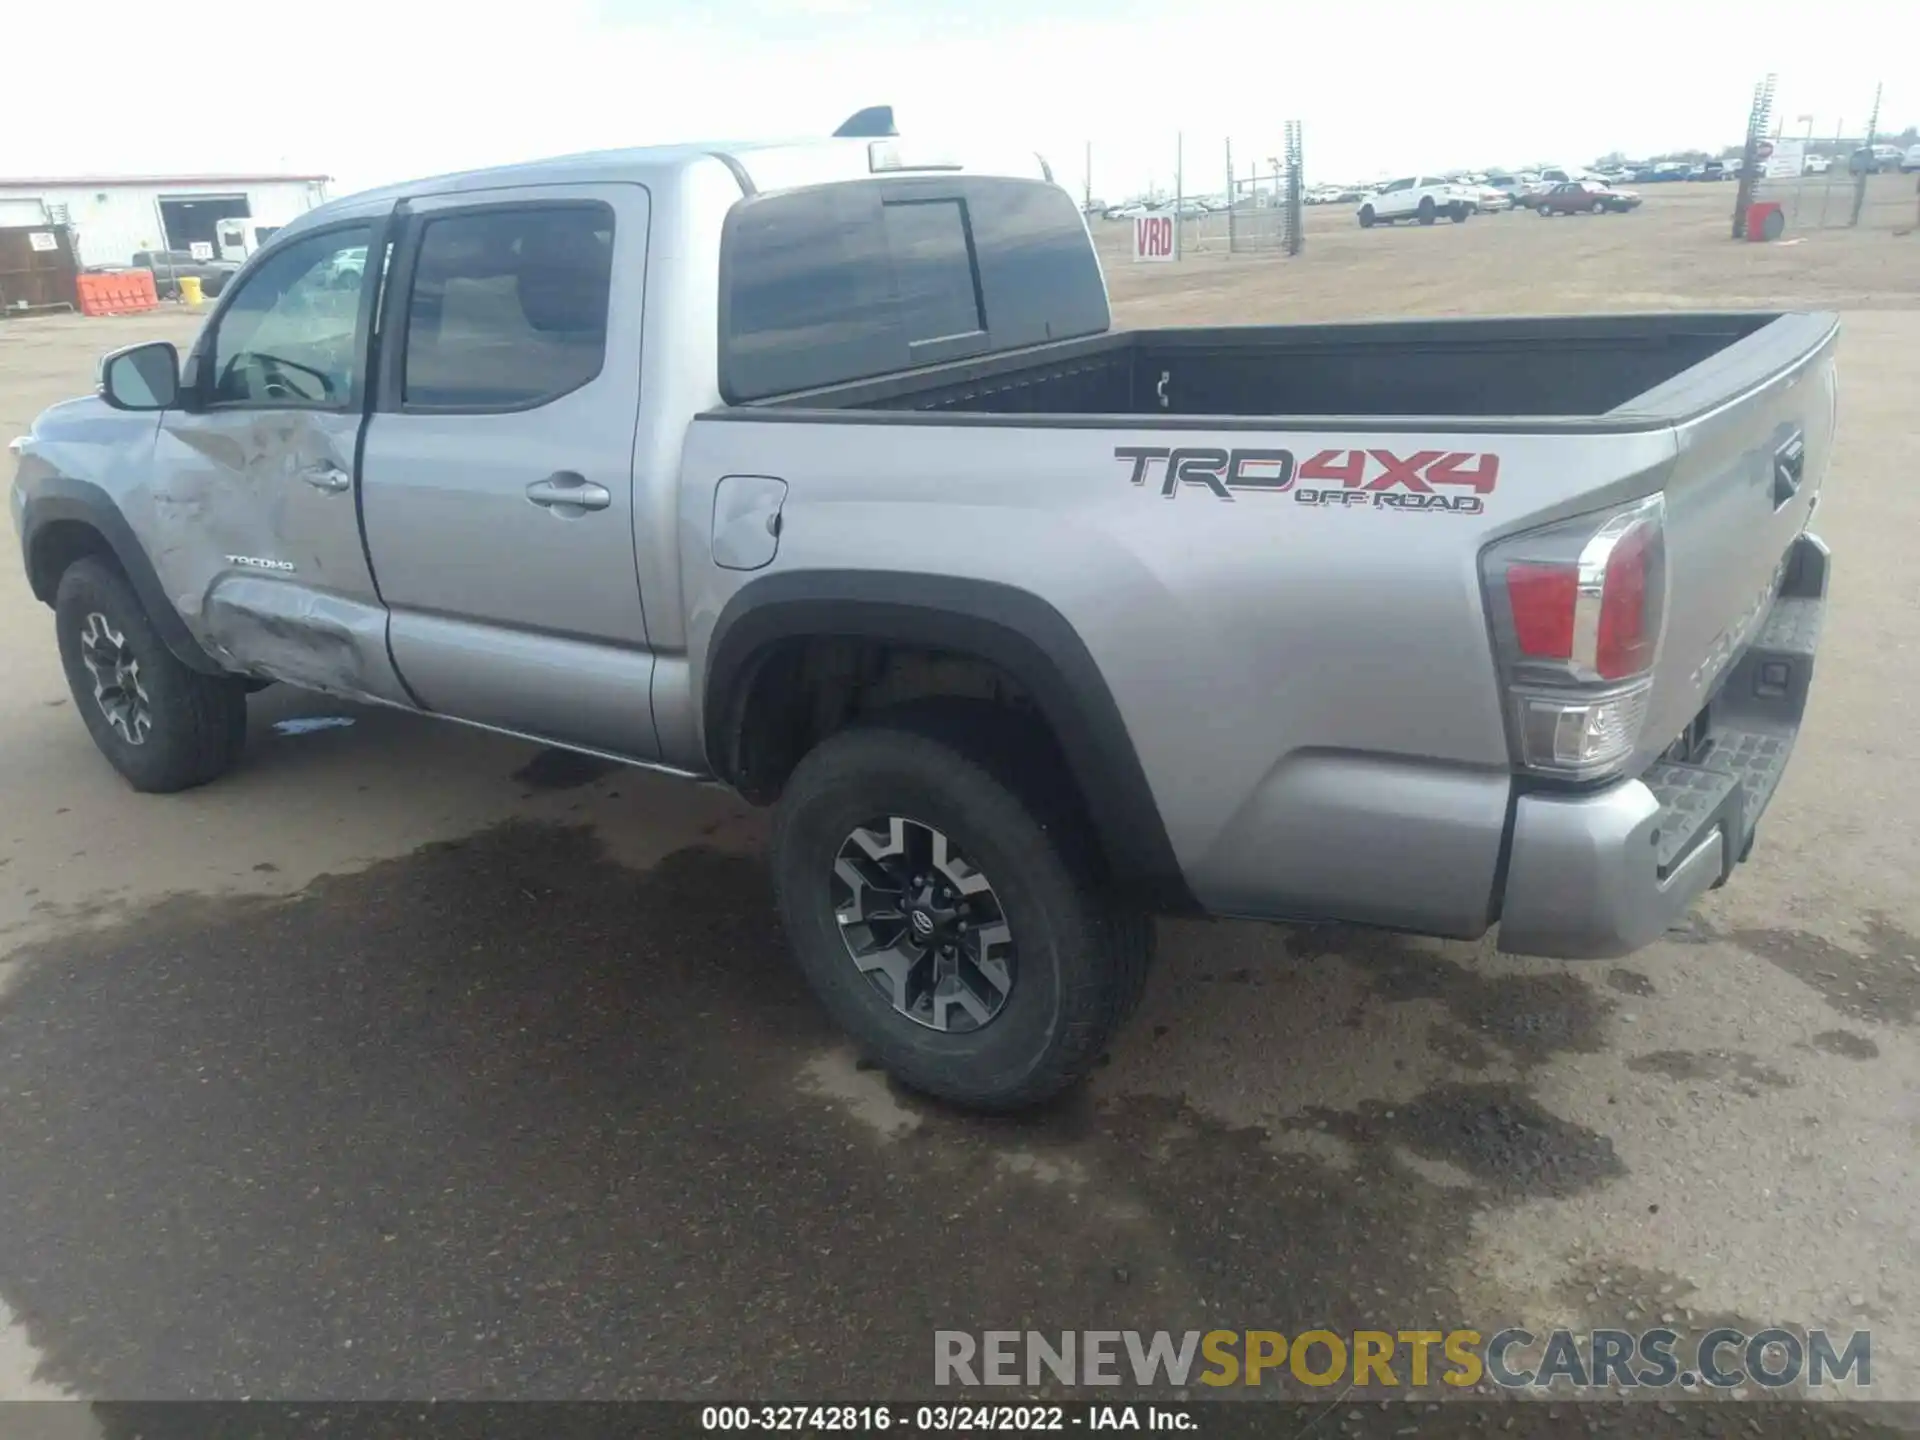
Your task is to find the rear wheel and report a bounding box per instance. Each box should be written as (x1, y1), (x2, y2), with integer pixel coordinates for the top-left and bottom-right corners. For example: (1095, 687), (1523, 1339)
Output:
(1450, 204), (1469, 223)
(1417, 196), (1437, 225)
(1357, 205), (1376, 229)
(771, 714), (1151, 1111)
(54, 558), (248, 793)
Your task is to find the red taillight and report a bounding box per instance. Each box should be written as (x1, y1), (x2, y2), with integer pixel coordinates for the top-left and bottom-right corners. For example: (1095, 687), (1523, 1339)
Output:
(1503, 518), (1659, 680)
(1482, 494), (1667, 778)
(1506, 562), (1578, 659)
(1595, 522), (1654, 679)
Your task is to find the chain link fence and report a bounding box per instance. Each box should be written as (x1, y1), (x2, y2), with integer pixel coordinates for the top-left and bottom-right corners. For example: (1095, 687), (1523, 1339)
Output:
(1734, 78), (1917, 236)
(1080, 129), (1307, 260)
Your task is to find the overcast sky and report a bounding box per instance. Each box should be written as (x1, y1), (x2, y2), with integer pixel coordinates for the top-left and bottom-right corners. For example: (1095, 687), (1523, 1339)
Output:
(4, 0), (1908, 200)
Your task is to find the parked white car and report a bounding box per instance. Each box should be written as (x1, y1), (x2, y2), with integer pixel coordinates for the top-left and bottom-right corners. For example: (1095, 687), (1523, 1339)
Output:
(1466, 182), (1515, 212)
(1904, 144), (1920, 173)
(1356, 176), (1475, 227)
(1803, 154), (1832, 175)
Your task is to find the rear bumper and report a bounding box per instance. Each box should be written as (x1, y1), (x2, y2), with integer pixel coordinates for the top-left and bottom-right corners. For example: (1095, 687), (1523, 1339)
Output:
(1498, 530), (1829, 959)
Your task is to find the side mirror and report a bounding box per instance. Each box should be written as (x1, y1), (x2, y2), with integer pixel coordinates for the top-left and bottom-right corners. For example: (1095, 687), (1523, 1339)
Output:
(99, 341), (180, 411)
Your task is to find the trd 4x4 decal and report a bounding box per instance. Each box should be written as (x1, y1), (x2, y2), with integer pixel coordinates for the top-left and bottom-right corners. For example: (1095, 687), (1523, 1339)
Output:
(1115, 445), (1500, 514)
(1295, 448), (1500, 514)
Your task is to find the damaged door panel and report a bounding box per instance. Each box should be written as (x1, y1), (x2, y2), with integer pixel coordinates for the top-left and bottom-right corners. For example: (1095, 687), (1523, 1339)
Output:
(148, 209), (407, 705)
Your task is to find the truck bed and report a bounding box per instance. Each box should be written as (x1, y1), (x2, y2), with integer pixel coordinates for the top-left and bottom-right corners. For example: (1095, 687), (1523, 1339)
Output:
(740, 313), (1800, 424)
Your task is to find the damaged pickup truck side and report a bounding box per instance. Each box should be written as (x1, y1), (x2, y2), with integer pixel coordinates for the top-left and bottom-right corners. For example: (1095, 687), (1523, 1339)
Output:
(10, 132), (1836, 1109)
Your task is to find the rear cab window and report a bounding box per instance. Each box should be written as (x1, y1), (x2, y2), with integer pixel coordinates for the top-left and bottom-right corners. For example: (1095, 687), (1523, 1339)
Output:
(718, 175), (1108, 403)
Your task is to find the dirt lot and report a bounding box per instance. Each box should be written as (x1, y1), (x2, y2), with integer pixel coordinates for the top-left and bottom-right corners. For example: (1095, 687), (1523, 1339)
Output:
(1, 179), (1918, 1420)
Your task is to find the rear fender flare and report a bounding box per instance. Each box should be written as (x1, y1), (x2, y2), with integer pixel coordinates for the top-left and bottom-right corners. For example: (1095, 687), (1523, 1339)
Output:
(704, 570), (1194, 911)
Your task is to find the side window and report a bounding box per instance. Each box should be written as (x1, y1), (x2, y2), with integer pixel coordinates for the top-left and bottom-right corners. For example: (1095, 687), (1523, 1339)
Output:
(210, 225), (372, 406)
(401, 204), (613, 410)
(1383, 178), (1414, 194)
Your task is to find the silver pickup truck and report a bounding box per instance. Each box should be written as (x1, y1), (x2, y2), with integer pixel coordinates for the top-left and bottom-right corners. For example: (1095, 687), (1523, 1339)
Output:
(10, 129), (1836, 1109)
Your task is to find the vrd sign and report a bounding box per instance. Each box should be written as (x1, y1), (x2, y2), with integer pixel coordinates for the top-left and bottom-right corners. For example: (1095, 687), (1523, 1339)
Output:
(1132, 213), (1177, 263)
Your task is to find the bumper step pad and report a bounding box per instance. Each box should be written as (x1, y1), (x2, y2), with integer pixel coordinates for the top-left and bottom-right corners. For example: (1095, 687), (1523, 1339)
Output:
(1641, 549), (1826, 880)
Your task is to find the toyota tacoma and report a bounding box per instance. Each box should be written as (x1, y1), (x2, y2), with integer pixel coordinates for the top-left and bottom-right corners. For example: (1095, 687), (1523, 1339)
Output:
(11, 124), (1836, 1109)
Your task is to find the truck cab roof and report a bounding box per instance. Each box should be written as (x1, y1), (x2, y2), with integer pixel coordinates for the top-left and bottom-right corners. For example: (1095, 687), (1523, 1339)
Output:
(282, 137), (1056, 241)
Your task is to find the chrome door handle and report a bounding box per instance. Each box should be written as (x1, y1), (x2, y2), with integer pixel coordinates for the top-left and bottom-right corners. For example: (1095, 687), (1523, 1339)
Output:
(525, 474), (611, 512)
(301, 462), (351, 494)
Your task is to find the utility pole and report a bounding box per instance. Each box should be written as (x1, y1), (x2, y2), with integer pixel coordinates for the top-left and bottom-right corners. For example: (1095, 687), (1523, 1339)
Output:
(1175, 133), (1183, 211)
(1225, 137), (1234, 251)
(1850, 82), (1882, 229)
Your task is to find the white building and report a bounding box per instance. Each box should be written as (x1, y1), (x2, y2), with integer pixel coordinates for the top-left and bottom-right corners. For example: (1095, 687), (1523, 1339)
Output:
(0, 173), (331, 268)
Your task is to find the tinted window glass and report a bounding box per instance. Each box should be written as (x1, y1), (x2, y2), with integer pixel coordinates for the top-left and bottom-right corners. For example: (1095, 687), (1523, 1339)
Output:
(211, 225), (371, 406)
(721, 176), (1108, 402)
(881, 199), (982, 344)
(403, 205), (613, 409)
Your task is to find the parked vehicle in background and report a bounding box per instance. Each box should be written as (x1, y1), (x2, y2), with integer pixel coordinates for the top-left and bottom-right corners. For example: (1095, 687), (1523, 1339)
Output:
(1804, 153), (1832, 175)
(1465, 182), (1514, 212)
(1536, 179), (1643, 215)
(1641, 162), (1692, 183)
(1688, 160), (1727, 181)
(126, 250), (241, 300)
(1903, 145), (1920, 173)
(1357, 176), (1475, 226)
(1515, 168), (1584, 207)
(10, 128), (1841, 1113)
(1306, 185), (1346, 205)
(1850, 145), (1903, 174)
(213, 219), (284, 265)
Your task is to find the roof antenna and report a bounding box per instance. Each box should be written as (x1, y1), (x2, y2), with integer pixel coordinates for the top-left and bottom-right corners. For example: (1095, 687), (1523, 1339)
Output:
(834, 106), (897, 139)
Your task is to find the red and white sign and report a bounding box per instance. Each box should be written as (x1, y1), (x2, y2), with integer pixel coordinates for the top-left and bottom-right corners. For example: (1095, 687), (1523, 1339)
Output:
(1762, 137), (1805, 180)
(1131, 213), (1177, 263)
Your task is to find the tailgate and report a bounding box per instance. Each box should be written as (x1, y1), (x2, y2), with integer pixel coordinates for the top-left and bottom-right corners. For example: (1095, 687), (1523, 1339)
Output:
(1627, 312), (1838, 777)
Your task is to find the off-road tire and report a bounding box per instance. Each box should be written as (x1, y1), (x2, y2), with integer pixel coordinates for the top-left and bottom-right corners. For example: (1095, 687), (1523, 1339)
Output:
(1417, 196), (1437, 225)
(54, 557), (248, 793)
(771, 711), (1152, 1111)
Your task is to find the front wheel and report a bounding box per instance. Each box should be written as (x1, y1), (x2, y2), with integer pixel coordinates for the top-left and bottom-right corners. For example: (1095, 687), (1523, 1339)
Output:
(1357, 205), (1376, 228)
(1590, 199), (1605, 214)
(771, 717), (1150, 1110)
(54, 557), (248, 793)
(1417, 197), (1437, 225)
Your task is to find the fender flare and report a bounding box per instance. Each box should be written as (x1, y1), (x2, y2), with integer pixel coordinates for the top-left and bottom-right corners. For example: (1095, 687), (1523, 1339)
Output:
(19, 476), (226, 675)
(705, 570), (1195, 911)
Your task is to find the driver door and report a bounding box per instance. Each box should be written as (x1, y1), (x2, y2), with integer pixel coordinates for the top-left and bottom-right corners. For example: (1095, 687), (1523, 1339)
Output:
(149, 205), (410, 704)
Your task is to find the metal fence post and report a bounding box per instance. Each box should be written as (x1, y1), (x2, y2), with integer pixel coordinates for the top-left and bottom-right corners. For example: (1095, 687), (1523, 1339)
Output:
(1849, 83), (1882, 229)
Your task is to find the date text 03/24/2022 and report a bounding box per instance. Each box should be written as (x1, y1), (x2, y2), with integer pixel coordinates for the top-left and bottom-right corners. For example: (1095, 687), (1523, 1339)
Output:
(701, 1405), (1188, 1432)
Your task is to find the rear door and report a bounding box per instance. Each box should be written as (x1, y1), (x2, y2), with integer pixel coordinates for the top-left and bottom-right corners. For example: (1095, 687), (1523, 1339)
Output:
(358, 183), (660, 759)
